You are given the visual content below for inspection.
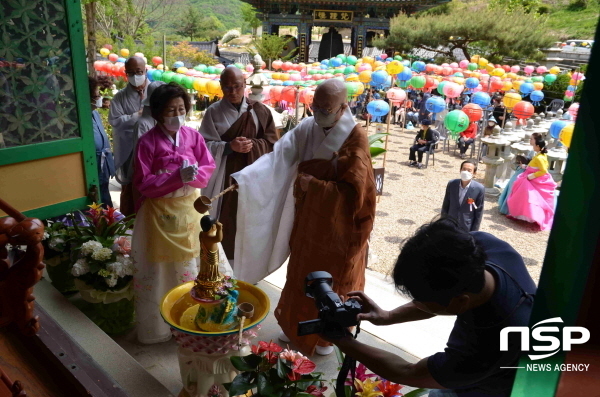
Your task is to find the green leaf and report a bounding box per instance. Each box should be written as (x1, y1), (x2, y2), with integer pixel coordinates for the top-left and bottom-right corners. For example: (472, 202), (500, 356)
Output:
(368, 133), (390, 145)
(276, 357), (289, 379)
(225, 372), (255, 396)
(230, 354), (263, 371)
(257, 371), (284, 397)
(403, 389), (430, 397)
(370, 146), (387, 158)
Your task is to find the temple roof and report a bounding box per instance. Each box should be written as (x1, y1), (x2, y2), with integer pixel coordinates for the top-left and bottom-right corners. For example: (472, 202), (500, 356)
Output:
(243, 0), (450, 14)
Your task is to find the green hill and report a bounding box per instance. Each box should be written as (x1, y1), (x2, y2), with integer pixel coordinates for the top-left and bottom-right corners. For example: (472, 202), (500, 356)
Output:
(545, 0), (600, 40)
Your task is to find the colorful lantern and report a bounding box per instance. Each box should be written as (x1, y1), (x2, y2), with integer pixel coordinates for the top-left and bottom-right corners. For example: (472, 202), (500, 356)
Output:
(559, 123), (574, 148)
(425, 96), (446, 113)
(503, 92), (522, 110)
(367, 100), (390, 117)
(386, 87), (407, 104)
(409, 75), (426, 89)
(444, 110), (470, 134)
(530, 90), (544, 105)
(512, 101), (535, 119)
(120, 48), (130, 57)
(462, 103), (483, 122)
(99, 48), (110, 57)
(549, 120), (571, 139)
(443, 82), (463, 98)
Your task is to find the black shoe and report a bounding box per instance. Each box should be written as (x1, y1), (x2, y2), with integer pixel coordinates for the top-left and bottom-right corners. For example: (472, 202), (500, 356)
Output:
(409, 161), (417, 167)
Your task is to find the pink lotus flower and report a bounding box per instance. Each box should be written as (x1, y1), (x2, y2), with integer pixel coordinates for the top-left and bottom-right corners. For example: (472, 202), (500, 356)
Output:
(279, 349), (305, 362)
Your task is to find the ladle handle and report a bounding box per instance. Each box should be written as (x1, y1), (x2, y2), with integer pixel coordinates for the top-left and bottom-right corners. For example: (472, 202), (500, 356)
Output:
(210, 184), (238, 202)
(238, 316), (246, 356)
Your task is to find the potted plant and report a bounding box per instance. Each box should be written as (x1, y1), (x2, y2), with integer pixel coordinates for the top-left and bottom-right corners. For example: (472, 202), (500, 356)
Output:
(42, 219), (77, 294)
(224, 341), (327, 397)
(70, 203), (135, 334)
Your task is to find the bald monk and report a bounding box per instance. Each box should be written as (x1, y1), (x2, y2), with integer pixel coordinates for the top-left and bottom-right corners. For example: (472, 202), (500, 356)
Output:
(109, 56), (148, 215)
(231, 79), (377, 356)
(199, 67), (277, 267)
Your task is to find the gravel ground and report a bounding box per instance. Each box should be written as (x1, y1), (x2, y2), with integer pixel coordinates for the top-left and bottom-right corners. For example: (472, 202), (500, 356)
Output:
(368, 123), (550, 284)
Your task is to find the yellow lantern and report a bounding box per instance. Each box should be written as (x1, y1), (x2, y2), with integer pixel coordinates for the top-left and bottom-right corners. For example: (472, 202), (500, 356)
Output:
(346, 73), (359, 82)
(177, 67), (188, 74)
(478, 58), (489, 68)
(569, 79), (578, 86)
(471, 72), (481, 79)
(280, 73), (290, 81)
(386, 60), (403, 75)
(373, 61), (384, 69)
(502, 81), (513, 91)
(470, 55), (481, 63)
(549, 66), (561, 75)
(533, 82), (544, 91)
(506, 72), (517, 80)
(157, 64), (164, 70)
(559, 123), (574, 148)
(356, 82), (365, 96)
(206, 80), (220, 96)
(363, 56), (374, 65)
(491, 68), (504, 77)
(100, 48), (110, 57)
(485, 63), (494, 72)
(512, 80), (523, 91)
(120, 48), (130, 57)
(193, 78), (208, 94)
(453, 77), (465, 85)
(503, 92), (522, 110)
(358, 70), (372, 83)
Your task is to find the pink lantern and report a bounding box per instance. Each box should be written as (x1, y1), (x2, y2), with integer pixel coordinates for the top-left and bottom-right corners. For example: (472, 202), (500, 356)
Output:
(473, 84), (483, 93)
(323, 73), (333, 79)
(568, 102), (579, 117)
(290, 73), (301, 81)
(245, 64), (254, 72)
(524, 65), (534, 75)
(441, 63), (450, 68)
(459, 60), (469, 69)
(282, 62), (293, 71)
(536, 66), (547, 74)
(433, 65), (442, 75)
(480, 69), (489, 75)
(510, 65), (520, 73)
(572, 72), (585, 81)
(450, 62), (459, 68)
(443, 82), (463, 98)
(103, 44), (113, 50)
(358, 63), (372, 72)
(108, 53), (118, 62)
(426, 64), (436, 73)
(441, 66), (453, 76)
(272, 60), (283, 70)
(380, 54), (388, 60)
(134, 52), (144, 58)
(386, 87), (407, 103)
(564, 90), (574, 97)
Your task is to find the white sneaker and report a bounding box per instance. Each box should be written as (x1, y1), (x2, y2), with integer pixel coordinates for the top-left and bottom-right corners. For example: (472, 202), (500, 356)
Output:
(315, 345), (334, 356)
(278, 331), (291, 343)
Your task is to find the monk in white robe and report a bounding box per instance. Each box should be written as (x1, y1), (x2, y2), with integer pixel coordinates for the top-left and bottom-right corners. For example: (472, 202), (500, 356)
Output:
(199, 67), (277, 265)
(232, 80), (377, 355)
(109, 56), (147, 215)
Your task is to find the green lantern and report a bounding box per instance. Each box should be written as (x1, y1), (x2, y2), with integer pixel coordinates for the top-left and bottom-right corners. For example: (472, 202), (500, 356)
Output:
(336, 54), (347, 63)
(467, 63), (478, 71)
(182, 76), (194, 89)
(344, 66), (355, 74)
(346, 55), (358, 65)
(394, 55), (403, 61)
(544, 74), (557, 84)
(234, 63), (244, 69)
(207, 66), (216, 74)
(531, 76), (544, 83)
(410, 75), (426, 89)
(437, 80), (448, 96)
(444, 110), (470, 134)
(173, 74), (184, 85)
(153, 70), (163, 81)
(162, 71), (175, 83)
(194, 64), (207, 72)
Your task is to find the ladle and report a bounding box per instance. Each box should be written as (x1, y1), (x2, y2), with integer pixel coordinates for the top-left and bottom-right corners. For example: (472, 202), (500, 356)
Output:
(194, 184), (238, 214)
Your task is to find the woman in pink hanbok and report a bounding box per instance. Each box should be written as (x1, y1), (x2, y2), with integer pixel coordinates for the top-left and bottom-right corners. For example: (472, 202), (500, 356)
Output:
(132, 83), (216, 343)
(506, 136), (557, 231)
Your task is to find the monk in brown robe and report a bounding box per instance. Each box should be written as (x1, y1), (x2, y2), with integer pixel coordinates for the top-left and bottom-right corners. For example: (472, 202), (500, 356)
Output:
(231, 79), (377, 356)
(199, 67), (277, 266)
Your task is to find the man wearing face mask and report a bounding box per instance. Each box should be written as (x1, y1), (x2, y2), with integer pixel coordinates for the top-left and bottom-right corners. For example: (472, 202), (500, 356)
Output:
(109, 56), (148, 216)
(199, 67), (277, 266)
(441, 160), (485, 232)
(231, 79), (376, 356)
(89, 76), (115, 207)
(328, 218), (536, 397)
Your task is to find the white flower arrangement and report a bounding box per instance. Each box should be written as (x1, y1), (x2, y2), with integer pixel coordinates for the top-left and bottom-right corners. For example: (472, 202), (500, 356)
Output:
(71, 258), (91, 277)
(91, 247), (113, 262)
(81, 240), (103, 256)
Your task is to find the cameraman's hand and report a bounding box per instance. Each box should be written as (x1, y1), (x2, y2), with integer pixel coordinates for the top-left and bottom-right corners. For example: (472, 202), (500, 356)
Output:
(347, 291), (390, 326)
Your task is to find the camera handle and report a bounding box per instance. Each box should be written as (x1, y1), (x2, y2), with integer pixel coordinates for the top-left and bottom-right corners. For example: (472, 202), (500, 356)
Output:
(335, 323), (361, 397)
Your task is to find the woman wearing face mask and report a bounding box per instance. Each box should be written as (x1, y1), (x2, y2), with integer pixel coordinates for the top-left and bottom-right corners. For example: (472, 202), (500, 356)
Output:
(89, 76), (115, 207)
(498, 155), (529, 216)
(131, 82), (216, 344)
(505, 137), (557, 231)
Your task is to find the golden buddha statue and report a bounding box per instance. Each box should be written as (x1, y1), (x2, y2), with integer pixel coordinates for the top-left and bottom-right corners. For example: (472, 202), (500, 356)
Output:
(193, 216), (225, 300)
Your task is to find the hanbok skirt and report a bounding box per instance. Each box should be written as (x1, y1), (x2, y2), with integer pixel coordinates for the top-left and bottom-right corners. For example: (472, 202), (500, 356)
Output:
(498, 167), (524, 215)
(506, 168), (557, 231)
(132, 190), (201, 344)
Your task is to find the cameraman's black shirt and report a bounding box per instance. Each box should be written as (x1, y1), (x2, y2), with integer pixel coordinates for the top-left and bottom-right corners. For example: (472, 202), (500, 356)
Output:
(427, 232), (536, 397)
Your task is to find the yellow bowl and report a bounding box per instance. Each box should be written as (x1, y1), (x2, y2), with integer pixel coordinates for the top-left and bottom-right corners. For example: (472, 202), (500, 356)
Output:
(160, 280), (270, 336)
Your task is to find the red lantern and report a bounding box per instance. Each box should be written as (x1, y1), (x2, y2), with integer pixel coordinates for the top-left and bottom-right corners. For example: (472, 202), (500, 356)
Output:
(462, 103), (483, 122)
(281, 86), (297, 102)
(502, 65), (510, 72)
(490, 80), (504, 92)
(424, 76), (435, 89)
(152, 56), (162, 65)
(108, 53), (118, 62)
(512, 101), (535, 119)
(270, 86), (283, 101)
(103, 44), (113, 50)
(272, 60), (283, 70)
(426, 64), (436, 73)
(441, 66), (453, 76)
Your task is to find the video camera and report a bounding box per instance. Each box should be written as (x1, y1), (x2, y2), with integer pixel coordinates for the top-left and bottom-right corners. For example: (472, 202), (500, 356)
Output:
(297, 271), (362, 339)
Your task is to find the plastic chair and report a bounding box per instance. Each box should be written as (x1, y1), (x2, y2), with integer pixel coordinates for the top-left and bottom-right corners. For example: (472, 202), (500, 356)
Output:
(423, 131), (440, 168)
(545, 99), (565, 114)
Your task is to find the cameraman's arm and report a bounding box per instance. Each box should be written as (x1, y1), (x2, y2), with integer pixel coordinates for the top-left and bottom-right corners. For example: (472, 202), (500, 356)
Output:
(334, 337), (443, 389)
(388, 301), (436, 324)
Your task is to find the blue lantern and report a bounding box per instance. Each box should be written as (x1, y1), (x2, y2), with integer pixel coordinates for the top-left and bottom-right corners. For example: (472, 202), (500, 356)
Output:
(330, 57), (342, 67)
(402, 60), (411, 67)
(282, 80), (294, 86)
(520, 82), (534, 96)
(321, 59), (329, 66)
(117, 57), (126, 63)
(566, 85), (577, 92)
(530, 90), (544, 105)
(549, 120), (571, 139)
(173, 61), (184, 68)
(425, 96), (446, 114)
(471, 92), (491, 107)
(367, 100), (390, 116)
(465, 77), (479, 93)
(371, 70), (389, 85)
(412, 61), (426, 72)
(397, 68), (413, 81)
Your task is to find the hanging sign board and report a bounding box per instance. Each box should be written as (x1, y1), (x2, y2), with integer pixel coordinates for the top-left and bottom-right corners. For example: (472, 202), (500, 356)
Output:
(313, 10), (354, 22)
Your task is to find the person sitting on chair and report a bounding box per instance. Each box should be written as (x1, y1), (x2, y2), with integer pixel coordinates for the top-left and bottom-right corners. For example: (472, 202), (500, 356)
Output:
(408, 119), (437, 169)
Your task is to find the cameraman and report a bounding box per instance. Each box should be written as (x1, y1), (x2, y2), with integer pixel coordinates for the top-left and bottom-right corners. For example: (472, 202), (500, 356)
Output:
(327, 218), (536, 397)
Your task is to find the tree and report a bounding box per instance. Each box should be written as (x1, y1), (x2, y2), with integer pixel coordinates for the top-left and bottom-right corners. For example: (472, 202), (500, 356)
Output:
(176, 7), (203, 41)
(241, 3), (262, 37)
(167, 42), (218, 67)
(376, 0), (556, 63)
(246, 34), (293, 69)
